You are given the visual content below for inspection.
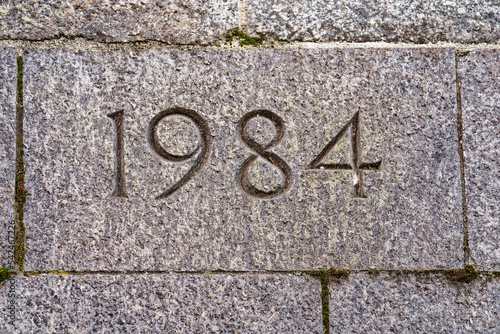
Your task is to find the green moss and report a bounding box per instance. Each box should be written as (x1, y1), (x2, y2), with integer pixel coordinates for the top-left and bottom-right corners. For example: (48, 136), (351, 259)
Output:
(319, 278), (329, 334)
(457, 50), (471, 57)
(484, 271), (500, 279)
(308, 268), (350, 280)
(0, 266), (12, 283)
(17, 56), (23, 98)
(444, 265), (480, 283)
(15, 56), (26, 271)
(50, 271), (69, 275)
(226, 29), (265, 47)
(414, 269), (433, 276)
(305, 268), (349, 334)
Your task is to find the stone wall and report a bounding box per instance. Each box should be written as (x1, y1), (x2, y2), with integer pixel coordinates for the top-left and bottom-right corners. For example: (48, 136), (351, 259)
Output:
(0, 1), (498, 333)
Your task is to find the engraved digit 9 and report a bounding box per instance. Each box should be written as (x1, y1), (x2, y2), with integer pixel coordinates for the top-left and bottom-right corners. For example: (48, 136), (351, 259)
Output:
(238, 110), (292, 198)
(148, 107), (211, 199)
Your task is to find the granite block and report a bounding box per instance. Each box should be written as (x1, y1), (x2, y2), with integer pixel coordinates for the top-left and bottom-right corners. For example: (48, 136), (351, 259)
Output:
(0, 0), (238, 44)
(23, 48), (462, 271)
(0, 48), (16, 270)
(0, 273), (322, 333)
(460, 50), (500, 271)
(247, 0), (500, 43)
(329, 273), (500, 333)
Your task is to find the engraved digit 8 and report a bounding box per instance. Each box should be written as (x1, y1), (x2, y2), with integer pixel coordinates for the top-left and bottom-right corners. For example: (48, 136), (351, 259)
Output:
(238, 110), (292, 198)
(148, 107), (211, 199)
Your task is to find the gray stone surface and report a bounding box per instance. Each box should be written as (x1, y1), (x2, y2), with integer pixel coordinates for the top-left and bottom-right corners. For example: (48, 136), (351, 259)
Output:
(247, 0), (500, 43)
(24, 48), (463, 271)
(460, 50), (500, 271)
(0, 48), (16, 269)
(0, 0), (238, 44)
(0, 273), (322, 333)
(329, 273), (500, 333)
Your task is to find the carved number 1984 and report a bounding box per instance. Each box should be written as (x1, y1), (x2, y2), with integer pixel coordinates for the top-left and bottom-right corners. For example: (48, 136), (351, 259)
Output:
(108, 107), (381, 199)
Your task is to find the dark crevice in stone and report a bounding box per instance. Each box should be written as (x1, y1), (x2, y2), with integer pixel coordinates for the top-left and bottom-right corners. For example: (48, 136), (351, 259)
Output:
(444, 265), (480, 284)
(14, 55), (26, 272)
(0, 266), (13, 283)
(226, 28), (265, 46)
(455, 50), (471, 266)
(319, 278), (330, 334)
(306, 269), (350, 334)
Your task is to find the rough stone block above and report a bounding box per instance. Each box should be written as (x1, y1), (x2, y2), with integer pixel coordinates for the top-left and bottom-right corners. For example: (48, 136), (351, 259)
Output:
(0, 1), (238, 44)
(247, 0), (500, 43)
(329, 273), (500, 333)
(24, 48), (462, 271)
(460, 50), (500, 271)
(0, 274), (322, 333)
(0, 48), (16, 270)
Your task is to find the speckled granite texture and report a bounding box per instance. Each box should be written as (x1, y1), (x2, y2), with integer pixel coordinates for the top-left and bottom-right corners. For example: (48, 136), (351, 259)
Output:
(0, 0), (238, 44)
(23, 48), (463, 272)
(460, 50), (500, 271)
(0, 48), (16, 269)
(1, 1), (499, 43)
(0, 274), (322, 333)
(247, 0), (500, 43)
(329, 273), (500, 333)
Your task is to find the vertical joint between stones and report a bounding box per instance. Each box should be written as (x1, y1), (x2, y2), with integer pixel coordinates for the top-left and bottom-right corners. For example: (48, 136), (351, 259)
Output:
(455, 50), (470, 267)
(318, 277), (330, 334)
(14, 54), (26, 272)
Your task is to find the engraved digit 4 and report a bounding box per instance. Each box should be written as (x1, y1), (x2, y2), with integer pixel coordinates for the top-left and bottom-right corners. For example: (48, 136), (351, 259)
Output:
(238, 110), (292, 198)
(308, 111), (381, 197)
(148, 107), (212, 199)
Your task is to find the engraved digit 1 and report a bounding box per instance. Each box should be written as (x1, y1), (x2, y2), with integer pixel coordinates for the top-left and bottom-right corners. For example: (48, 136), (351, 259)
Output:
(238, 109), (292, 198)
(107, 110), (127, 197)
(148, 107), (212, 199)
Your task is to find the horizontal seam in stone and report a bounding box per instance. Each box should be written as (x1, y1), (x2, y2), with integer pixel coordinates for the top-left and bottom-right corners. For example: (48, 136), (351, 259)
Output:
(0, 37), (499, 53)
(19, 269), (500, 276)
